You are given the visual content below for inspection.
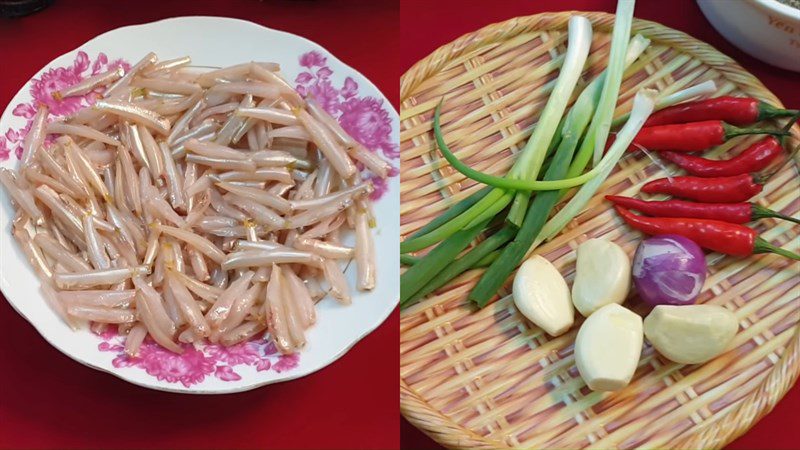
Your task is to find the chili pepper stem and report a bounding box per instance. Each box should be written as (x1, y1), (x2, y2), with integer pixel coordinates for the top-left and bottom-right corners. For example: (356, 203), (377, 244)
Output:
(757, 102), (800, 122)
(751, 204), (800, 225)
(756, 141), (800, 183)
(753, 238), (800, 260)
(777, 111), (800, 148)
(723, 123), (790, 140)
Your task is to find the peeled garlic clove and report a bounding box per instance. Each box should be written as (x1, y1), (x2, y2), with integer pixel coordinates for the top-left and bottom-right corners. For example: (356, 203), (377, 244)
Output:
(575, 303), (643, 391)
(571, 239), (631, 316)
(513, 255), (574, 336)
(644, 304), (738, 364)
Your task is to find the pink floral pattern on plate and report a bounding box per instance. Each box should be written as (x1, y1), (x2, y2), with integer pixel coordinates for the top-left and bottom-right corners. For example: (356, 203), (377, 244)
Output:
(2, 50), (396, 387)
(1, 51), (129, 161)
(295, 51), (399, 200)
(96, 329), (298, 388)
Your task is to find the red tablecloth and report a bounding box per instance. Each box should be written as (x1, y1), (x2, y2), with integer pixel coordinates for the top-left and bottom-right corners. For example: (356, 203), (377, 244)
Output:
(0, 1), (398, 449)
(400, 0), (800, 448)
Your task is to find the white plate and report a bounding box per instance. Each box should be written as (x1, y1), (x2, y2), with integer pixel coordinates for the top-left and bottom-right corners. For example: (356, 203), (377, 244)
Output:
(0, 16), (399, 394)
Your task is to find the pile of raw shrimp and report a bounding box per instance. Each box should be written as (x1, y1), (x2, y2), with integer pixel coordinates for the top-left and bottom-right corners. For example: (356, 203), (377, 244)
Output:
(0, 53), (392, 356)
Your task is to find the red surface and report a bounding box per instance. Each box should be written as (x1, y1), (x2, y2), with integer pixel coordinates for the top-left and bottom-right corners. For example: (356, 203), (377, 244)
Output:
(0, 1), (398, 449)
(400, 0), (800, 449)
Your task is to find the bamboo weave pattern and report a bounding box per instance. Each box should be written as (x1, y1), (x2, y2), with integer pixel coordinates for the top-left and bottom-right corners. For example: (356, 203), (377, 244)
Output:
(400, 12), (800, 450)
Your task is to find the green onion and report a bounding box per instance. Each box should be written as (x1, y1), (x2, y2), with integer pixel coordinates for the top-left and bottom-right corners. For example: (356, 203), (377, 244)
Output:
(468, 2), (639, 306)
(468, 103), (589, 305)
(539, 90), (657, 246)
(590, 1), (636, 167)
(429, 35), (652, 195)
(400, 219), (490, 303)
(418, 91), (655, 307)
(407, 186), (492, 240)
(526, 84), (705, 254)
(469, 91), (655, 306)
(562, 1), (635, 180)
(504, 16), (593, 226)
(405, 15), (595, 247)
(399, 188), (511, 253)
(507, 133), (564, 226)
(400, 5), (663, 307)
(402, 246), (500, 269)
(508, 16), (593, 181)
(402, 33), (654, 307)
(400, 254), (419, 266)
(402, 225), (517, 306)
(611, 79), (717, 128)
(462, 190), (516, 229)
(474, 250), (500, 267)
(507, 34), (650, 225)
(432, 102), (649, 192)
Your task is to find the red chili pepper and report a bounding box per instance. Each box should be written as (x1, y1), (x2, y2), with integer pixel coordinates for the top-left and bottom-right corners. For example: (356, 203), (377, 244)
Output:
(630, 120), (787, 152)
(659, 136), (783, 177)
(640, 173), (763, 203)
(643, 96), (798, 127)
(605, 195), (800, 225)
(614, 206), (800, 259)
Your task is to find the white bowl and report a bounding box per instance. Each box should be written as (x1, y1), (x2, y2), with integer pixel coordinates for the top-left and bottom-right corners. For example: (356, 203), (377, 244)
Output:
(698, 0), (800, 72)
(0, 16), (399, 393)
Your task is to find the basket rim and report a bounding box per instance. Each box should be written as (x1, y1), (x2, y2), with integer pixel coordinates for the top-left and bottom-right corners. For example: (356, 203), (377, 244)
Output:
(399, 10), (800, 450)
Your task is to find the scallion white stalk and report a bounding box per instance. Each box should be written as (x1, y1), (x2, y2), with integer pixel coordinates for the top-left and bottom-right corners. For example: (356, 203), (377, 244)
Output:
(505, 16), (593, 223)
(611, 79), (717, 128)
(510, 15), (593, 180)
(506, 15), (594, 224)
(656, 79), (717, 109)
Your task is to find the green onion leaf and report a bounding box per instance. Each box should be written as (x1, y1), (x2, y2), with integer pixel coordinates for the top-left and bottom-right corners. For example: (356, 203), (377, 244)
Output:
(400, 219), (490, 303)
(407, 186), (492, 240)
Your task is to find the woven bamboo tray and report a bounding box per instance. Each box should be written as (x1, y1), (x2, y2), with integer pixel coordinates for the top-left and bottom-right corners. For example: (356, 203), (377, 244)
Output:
(400, 11), (800, 449)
